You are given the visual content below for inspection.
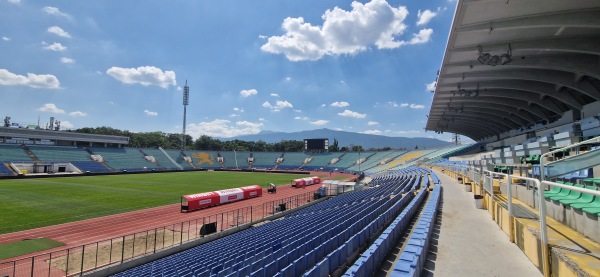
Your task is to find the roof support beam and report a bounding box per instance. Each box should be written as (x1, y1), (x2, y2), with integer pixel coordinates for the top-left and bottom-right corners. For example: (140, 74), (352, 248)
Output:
(434, 90), (565, 115)
(430, 104), (535, 125)
(433, 110), (522, 130)
(452, 36), (600, 56)
(430, 97), (549, 121)
(438, 80), (583, 110)
(441, 69), (600, 101)
(427, 122), (497, 139)
(456, 10), (600, 33)
(443, 54), (600, 80)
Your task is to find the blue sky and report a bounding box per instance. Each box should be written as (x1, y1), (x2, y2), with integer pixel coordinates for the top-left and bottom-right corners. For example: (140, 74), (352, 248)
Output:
(0, 0), (461, 142)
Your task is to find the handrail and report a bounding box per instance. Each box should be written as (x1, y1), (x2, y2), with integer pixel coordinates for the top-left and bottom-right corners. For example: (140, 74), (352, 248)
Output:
(472, 169), (600, 277)
(436, 139), (600, 277)
(458, 166), (549, 277)
(536, 136), (600, 277)
(540, 136), (600, 181)
(159, 147), (183, 170)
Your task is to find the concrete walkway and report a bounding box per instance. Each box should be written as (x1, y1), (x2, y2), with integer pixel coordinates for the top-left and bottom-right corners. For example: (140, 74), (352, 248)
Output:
(424, 169), (542, 277)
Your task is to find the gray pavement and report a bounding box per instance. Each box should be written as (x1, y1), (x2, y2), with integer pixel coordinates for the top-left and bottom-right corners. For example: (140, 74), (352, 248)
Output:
(423, 169), (542, 277)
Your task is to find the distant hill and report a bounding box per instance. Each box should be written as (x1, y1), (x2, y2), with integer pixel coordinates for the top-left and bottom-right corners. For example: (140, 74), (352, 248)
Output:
(219, 128), (452, 150)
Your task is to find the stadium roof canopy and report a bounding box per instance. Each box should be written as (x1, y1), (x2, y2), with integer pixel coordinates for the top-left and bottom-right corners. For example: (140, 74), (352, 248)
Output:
(426, 0), (600, 141)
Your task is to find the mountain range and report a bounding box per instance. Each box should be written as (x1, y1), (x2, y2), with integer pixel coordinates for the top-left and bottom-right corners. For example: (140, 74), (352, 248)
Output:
(219, 128), (452, 150)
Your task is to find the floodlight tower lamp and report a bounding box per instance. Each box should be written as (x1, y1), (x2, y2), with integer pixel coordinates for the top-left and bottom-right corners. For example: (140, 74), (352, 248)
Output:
(500, 43), (512, 65)
(478, 44), (512, 66)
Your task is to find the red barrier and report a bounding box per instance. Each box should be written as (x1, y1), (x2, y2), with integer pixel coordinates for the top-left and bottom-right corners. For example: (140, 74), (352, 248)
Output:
(182, 185), (262, 212)
(292, 176), (320, 188)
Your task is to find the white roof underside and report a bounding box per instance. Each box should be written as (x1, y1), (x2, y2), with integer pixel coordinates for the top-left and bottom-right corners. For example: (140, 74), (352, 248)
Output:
(426, 0), (600, 141)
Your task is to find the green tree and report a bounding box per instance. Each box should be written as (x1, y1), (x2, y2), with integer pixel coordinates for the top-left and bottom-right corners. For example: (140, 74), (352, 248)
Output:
(329, 138), (339, 152)
(351, 145), (364, 152)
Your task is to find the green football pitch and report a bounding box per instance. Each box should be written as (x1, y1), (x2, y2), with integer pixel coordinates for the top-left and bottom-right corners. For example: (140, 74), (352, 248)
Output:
(0, 171), (306, 235)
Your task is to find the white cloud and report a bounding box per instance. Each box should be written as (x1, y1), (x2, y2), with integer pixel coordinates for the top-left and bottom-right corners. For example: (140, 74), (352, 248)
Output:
(6, 0), (20, 4)
(69, 111), (87, 117)
(285, 77), (292, 81)
(0, 69), (60, 89)
(310, 120), (329, 126)
(42, 42), (66, 51)
(42, 7), (71, 18)
(60, 57), (75, 64)
(106, 66), (176, 88)
(230, 114), (239, 117)
(397, 130), (421, 134)
(187, 119), (263, 138)
(405, 29), (433, 45)
(295, 116), (309, 121)
(363, 130), (382, 135)
(386, 101), (399, 107)
(338, 109), (366, 118)
(38, 103), (65, 114)
(293, 109), (302, 113)
(330, 101), (350, 108)
(368, 121), (379, 126)
(258, 118), (265, 121)
(48, 26), (71, 38)
(60, 121), (74, 129)
(233, 107), (244, 112)
(261, 0), (410, 61)
(426, 80), (436, 92)
(262, 100), (293, 112)
(416, 9), (437, 26)
(240, 89), (258, 97)
(144, 109), (158, 116)
(2, 36), (10, 41)
(400, 103), (409, 107)
(270, 93), (279, 97)
(321, 104), (326, 107)
(410, 104), (425, 109)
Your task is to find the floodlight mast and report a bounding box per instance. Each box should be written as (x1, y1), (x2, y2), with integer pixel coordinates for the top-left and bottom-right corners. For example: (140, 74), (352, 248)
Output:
(182, 80), (189, 151)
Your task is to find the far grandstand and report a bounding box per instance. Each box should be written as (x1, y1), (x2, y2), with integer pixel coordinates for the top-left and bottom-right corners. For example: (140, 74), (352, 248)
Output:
(0, 125), (464, 177)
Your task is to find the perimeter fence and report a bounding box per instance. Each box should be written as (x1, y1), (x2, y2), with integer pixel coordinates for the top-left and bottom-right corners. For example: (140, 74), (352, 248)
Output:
(0, 191), (317, 277)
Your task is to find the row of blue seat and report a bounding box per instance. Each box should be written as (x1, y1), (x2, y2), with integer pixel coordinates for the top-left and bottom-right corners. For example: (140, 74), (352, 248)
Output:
(430, 173), (440, 184)
(113, 167), (439, 277)
(70, 161), (112, 173)
(113, 168), (429, 277)
(343, 185), (429, 276)
(0, 163), (14, 176)
(302, 191), (416, 277)
(392, 184), (442, 276)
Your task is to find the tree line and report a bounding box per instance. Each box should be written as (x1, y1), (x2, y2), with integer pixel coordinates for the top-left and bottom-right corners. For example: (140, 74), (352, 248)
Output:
(73, 126), (406, 152)
(74, 127), (305, 152)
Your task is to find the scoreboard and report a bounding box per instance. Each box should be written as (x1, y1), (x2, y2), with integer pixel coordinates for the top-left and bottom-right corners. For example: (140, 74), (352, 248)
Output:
(304, 138), (329, 152)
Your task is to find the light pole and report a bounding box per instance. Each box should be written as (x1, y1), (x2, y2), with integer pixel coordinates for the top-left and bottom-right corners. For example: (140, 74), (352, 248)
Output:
(358, 150), (361, 172)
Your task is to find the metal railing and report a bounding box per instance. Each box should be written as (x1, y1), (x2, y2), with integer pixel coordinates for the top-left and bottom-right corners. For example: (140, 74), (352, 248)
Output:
(0, 191), (317, 277)
(437, 163), (600, 277)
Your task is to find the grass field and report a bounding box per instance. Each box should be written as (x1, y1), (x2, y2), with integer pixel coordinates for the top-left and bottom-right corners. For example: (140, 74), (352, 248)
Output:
(0, 171), (307, 235)
(0, 238), (65, 260)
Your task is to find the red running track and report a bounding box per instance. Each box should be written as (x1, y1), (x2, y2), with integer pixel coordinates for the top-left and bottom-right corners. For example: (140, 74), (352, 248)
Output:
(0, 172), (355, 263)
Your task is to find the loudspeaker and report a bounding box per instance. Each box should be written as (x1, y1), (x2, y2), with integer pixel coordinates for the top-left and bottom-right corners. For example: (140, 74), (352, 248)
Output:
(200, 222), (217, 236)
